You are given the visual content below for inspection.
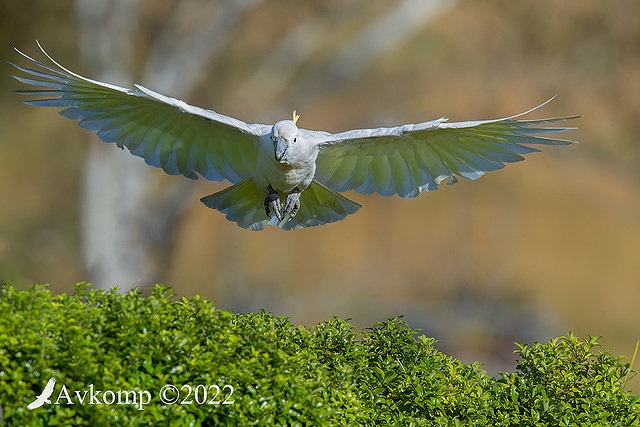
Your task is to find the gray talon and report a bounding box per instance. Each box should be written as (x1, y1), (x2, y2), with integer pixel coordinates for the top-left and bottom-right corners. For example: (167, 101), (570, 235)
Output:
(264, 186), (282, 220)
(283, 189), (301, 220)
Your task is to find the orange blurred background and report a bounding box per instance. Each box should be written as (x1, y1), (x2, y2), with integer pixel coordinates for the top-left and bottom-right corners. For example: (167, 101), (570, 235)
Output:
(1, 0), (639, 388)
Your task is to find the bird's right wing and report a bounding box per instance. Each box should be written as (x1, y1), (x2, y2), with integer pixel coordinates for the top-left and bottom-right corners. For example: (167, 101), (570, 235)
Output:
(11, 42), (270, 183)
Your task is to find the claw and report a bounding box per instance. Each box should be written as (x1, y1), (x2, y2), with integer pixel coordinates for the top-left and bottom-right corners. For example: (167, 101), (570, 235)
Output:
(283, 189), (301, 221)
(264, 186), (282, 221)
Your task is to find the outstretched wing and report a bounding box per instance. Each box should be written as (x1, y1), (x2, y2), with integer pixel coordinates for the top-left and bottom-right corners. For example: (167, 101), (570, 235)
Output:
(314, 100), (579, 198)
(11, 42), (270, 183)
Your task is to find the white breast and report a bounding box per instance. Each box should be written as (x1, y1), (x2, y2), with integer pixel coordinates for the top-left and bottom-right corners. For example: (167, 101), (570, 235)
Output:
(253, 135), (317, 195)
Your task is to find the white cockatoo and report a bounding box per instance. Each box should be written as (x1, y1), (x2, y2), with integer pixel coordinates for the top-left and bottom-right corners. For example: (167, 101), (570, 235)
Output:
(12, 43), (578, 230)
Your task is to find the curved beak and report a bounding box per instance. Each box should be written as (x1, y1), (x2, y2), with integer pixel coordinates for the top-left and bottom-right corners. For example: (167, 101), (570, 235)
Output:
(274, 136), (288, 162)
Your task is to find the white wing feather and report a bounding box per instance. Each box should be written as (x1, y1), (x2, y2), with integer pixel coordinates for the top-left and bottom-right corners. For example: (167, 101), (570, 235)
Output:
(11, 42), (270, 183)
(314, 99), (579, 198)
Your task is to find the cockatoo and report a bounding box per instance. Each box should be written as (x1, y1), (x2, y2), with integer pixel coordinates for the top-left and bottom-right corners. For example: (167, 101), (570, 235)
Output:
(12, 43), (578, 231)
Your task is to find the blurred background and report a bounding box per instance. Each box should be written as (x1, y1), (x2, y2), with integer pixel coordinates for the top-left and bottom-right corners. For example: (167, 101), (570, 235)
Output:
(1, 0), (639, 389)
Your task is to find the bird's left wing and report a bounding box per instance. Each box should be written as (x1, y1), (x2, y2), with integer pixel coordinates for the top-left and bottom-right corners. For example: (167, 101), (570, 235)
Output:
(11, 43), (270, 183)
(314, 100), (579, 198)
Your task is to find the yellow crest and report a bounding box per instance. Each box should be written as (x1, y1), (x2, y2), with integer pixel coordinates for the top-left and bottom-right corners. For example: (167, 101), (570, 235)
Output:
(292, 110), (300, 125)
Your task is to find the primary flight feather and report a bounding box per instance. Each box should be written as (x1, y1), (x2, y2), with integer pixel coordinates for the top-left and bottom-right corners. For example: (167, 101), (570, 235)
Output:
(11, 43), (579, 231)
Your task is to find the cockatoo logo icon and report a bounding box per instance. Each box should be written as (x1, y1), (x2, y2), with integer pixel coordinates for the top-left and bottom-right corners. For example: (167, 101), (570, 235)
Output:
(27, 378), (56, 410)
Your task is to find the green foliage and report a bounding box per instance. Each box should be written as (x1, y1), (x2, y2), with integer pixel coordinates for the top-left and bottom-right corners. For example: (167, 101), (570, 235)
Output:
(1, 284), (638, 426)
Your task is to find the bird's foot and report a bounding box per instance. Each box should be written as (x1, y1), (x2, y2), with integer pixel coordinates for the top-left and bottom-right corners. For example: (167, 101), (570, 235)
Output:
(264, 186), (282, 221)
(283, 188), (301, 221)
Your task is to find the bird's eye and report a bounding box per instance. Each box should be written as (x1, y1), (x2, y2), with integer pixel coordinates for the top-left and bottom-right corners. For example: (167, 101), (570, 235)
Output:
(293, 137), (297, 143)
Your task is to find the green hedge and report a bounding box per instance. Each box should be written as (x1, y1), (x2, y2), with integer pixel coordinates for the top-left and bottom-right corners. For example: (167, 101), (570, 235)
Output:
(1, 284), (638, 426)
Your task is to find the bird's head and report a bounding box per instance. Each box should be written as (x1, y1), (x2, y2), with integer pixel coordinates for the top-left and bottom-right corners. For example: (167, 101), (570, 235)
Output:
(271, 111), (300, 163)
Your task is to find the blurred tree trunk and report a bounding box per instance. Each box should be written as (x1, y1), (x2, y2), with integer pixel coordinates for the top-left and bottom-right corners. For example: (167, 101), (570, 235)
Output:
(76, 0), (147, 292)
(75, 0), (262, 291)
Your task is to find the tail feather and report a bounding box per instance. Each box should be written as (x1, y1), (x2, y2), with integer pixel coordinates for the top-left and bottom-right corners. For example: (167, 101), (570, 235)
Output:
(281, 180), (361, 230)
(201, 179), (269, 230)
(200, 179), (361, 230)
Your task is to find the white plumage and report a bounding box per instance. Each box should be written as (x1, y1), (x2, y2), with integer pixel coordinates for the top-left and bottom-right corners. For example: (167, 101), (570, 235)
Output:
(12, 43), (579, 230)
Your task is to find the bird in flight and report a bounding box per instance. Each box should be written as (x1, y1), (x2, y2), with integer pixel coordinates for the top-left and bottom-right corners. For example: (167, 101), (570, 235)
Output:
(12, 42), (579, 231)
(27, 377), (56, 410)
